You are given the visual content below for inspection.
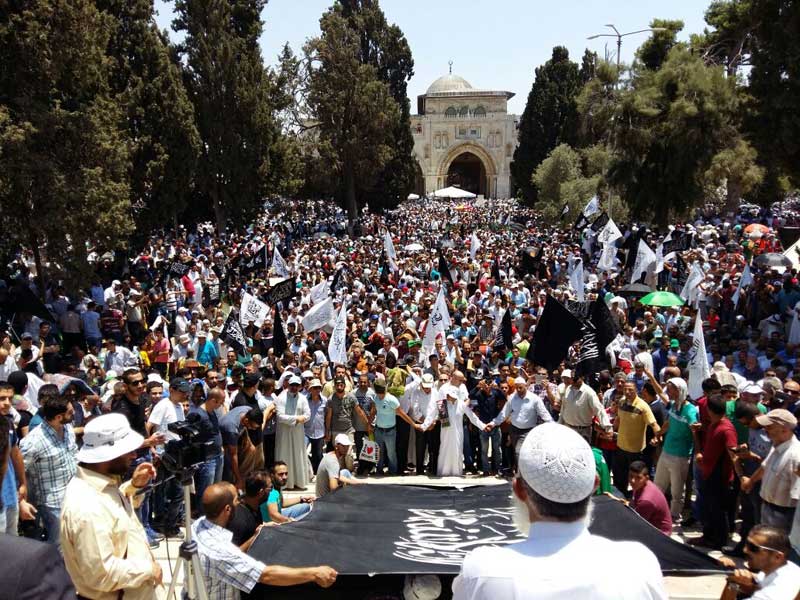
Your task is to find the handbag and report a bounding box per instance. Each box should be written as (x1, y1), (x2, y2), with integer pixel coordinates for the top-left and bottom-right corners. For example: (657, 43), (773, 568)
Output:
(358, 435), (380, 464)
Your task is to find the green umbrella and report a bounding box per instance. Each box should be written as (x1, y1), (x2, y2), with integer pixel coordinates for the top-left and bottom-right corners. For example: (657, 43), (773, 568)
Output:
(639, 291), (685, 307)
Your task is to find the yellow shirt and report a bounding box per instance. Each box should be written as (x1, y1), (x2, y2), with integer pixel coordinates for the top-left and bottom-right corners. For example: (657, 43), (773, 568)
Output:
(60, 466), (164, 600)
(616, 397), (657, 453)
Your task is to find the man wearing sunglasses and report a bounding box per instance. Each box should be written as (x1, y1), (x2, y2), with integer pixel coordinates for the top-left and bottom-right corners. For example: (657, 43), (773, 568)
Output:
(720, 525), (800, 600)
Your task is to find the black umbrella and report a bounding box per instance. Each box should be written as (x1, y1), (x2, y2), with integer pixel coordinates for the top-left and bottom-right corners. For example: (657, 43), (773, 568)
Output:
(617, 283), (654, 296)
(753, 253), (793, 269)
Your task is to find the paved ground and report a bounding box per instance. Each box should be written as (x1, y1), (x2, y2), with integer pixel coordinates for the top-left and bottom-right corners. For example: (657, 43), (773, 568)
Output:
(153, 473), (730, 599)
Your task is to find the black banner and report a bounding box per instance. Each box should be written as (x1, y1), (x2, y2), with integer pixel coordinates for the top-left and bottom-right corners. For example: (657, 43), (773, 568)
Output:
(273, 309), (288, 356)
(438, 250), (454, 287)
(491, 258), (501, 283)
(167, 261), (192, 278)
(330, 266), (345, 294)
(573, 213), (589, 231)
(262, 277), (297, 307)
(240, 245), (267, 274)
(590, 212), (610, 232)
(492, 308), (513, 351)
(2, 282), (54, 322)
(531, 296), (583, 371)
(574, 299), (619, 378)
(202, 281), (221, 308)
(662, 231), (693, 256)
(248, 485), (725, 582)
(221, 310), (247, 356)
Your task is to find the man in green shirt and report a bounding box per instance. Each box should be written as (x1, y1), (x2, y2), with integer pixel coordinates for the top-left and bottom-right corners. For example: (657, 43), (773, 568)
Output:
(654, 377), (697, 521)
(723, 384), (767, 444)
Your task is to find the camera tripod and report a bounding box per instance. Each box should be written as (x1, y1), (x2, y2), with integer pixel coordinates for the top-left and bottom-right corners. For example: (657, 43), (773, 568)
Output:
(165, 470), (209, 600)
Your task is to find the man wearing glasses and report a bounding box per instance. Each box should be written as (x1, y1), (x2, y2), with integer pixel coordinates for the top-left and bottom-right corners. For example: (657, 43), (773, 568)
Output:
(719, 525), (800, 599)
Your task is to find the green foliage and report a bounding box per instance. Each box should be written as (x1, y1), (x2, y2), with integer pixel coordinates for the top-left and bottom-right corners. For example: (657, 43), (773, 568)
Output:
(693, 0), (754, 75)
(576, 60), (620, 147)
(607, 47), (747, 224)
(511, 46), (581, 203)
(304, 3), (403, 220)
(0, 0), (133, 289)
(96, 0), (200, 236)
(635, 19), (684, 72)
(173, 0), (281, 231)
(747, 0), (800, 195)
(532, 144), (600, 221)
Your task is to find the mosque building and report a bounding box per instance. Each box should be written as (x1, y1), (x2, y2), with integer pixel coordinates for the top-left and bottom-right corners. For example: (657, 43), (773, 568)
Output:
(410, 64), (519, 199)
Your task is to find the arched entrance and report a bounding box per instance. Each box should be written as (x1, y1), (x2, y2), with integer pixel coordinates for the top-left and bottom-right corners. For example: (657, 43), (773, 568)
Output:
(437, 142), (497, 198)
(446, 152), (486, 196)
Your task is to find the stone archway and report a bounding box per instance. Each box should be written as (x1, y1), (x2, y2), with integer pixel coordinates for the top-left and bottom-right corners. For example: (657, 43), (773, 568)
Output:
(437, 142), (497, 198)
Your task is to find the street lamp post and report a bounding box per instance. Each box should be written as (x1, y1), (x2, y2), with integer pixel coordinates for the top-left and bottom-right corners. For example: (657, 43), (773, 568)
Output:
(586, 24), (666, 222)
(587, 24), (668, 73)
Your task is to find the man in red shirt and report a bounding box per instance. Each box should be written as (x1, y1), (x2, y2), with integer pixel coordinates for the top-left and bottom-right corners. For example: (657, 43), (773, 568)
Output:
(629, 460), (672, 535)
(690, 393), (738, 549)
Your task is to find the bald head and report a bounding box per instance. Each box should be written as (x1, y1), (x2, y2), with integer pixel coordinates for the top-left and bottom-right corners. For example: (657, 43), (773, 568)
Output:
(202, 482), (237, 520)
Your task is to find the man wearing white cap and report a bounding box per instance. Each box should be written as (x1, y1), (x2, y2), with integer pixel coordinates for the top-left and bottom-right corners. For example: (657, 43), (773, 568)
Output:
(487, 376), (552, 472)
(60, 413), (164, 599)
(453, 423), (666, 599)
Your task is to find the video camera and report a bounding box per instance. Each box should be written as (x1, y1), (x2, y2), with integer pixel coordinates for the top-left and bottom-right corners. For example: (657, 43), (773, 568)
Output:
(161, 413), (219, 474)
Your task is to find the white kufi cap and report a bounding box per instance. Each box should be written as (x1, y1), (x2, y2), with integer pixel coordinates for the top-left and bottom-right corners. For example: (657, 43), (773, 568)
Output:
(518, 422), (595, 503)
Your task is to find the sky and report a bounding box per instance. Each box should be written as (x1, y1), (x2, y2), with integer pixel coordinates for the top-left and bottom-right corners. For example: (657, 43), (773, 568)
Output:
(153, 0), (712, 115)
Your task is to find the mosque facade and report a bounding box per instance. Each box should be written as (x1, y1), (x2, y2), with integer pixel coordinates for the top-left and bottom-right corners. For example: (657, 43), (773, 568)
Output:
(410, 68), (519, 199)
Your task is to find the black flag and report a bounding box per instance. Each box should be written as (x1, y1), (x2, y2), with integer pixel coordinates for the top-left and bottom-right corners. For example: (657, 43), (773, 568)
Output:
(590, 212), (610, 232)
(263, 277), (297, 307)
(330, 266), (345, 294)
(574, 213), (590, 231)
(272, 309), (288, 356)
(531, 296), (583, 371)
(662, 231), (693, 255)
(560, 203), (570, 220)
(221, 310), (248, 357)
(673, 254), (688, 291)
(3, 282), (54, 323)
(574, 299), (619, 378)
(240, 245), (267, 274)
(438, 250), (454, 287)
(520, 247), (541, 275)
(491, 258), (502, 283)
(493, 308), (514, 352)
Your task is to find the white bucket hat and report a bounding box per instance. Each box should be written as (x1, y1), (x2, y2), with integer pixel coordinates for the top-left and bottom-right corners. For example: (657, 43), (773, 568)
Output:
(76, 413), (144, 464)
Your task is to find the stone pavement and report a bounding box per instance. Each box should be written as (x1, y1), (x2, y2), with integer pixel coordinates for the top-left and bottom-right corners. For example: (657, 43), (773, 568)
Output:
(152, 473), (729, 599)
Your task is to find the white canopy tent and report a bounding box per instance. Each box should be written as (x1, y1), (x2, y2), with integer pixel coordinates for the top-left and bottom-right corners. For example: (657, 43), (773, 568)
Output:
(431, 186), (476, 199)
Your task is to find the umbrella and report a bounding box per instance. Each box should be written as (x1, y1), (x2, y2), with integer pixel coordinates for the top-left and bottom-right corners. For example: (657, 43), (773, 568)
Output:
(404, 243), (424, 252)
(753, 253), (793, 269)
(744, 223), (770, 234)
(439, 240), (456, 249)
(639, 291), (685, 307)
(618, 283), (653, 296)
(407, 193), (420, 200)
(313, 232), (331, 239)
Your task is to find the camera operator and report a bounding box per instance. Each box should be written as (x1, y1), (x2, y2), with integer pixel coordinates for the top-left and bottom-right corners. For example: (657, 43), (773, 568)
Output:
(193, 482), (336, 597)
(60, 413), (163, 600)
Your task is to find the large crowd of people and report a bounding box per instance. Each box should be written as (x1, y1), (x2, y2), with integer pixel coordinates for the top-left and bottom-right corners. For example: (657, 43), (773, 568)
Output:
(2, 195), (800, 598)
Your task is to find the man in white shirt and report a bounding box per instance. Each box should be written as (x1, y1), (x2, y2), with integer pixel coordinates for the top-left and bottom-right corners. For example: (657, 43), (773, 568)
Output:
(720, 525), (800, 600)
(557, 370), (612, 443)
(453, 423), (667, 600)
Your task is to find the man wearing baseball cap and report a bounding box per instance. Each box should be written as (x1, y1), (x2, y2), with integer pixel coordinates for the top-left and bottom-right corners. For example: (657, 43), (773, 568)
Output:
(60, 413), (163, 599)
(741, 409), (800, 535)
(453, 423), (666, 599)
(315, 433), (361, 498)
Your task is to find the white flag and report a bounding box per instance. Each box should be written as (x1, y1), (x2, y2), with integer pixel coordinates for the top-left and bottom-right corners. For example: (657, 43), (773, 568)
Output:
(301, 297), (334, 333)
(582, 196), (600, 217)
(309, 280), (330, 304)
(597, 218), (623, 245)
(239, 292), (270, 327)
(383, 231), (397, 260)
(569, 258), (585, 301)
(470, 232), (481, 261)
(681, 262), (705, 306)
(328, 303), (348, 366)
(789, 306), (800, 346)
(271, 247), (290, 278)
(422, 286), (451, 351)
(631, 240), (656, 284)
(687, 314), (711, 400)
(597, 243), (619, 272)
(731, 263), (753, 306)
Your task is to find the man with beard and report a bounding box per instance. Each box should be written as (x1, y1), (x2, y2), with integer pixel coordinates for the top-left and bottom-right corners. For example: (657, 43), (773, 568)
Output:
(453, 423), (666, 600)
(60, 413), (164, 599)
(20, 386), (78, 545)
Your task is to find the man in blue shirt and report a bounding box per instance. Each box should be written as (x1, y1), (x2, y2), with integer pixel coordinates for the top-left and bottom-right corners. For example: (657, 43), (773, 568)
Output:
(0, 383), (36, 534)
(469, 378), (505, 475)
